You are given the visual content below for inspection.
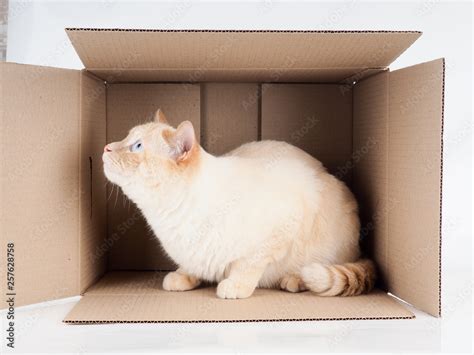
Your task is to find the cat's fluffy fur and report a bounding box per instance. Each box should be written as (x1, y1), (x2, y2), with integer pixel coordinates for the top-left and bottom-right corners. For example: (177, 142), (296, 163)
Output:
(103, 110), (376, 299)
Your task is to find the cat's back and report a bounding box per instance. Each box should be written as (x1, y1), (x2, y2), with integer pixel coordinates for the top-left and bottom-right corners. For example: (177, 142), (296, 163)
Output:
(224, 140), (355, 208)
(225, 140), (325, 175)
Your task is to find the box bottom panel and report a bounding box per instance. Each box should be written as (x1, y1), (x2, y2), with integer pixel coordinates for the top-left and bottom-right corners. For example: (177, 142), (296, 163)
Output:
(64, 272), (414, 323)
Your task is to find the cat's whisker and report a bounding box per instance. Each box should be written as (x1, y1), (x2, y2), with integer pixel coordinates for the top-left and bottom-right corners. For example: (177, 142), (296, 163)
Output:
(122, 193), (127, 208)
(113, 186), (119, 209)
(107, 183), (115, 202)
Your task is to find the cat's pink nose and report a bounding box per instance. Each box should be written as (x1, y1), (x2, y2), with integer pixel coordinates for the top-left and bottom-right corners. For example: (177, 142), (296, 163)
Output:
(104, 145), (112, 152)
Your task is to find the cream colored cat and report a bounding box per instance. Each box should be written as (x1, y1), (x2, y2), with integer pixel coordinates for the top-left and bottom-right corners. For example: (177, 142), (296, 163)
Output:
(103, 109), (376, 299)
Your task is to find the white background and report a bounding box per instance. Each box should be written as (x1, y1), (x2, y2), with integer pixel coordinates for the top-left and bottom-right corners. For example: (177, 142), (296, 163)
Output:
(2, 0), (473, 353)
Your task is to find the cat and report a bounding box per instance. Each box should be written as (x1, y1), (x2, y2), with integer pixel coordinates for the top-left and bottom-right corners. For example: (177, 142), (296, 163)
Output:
(103, 109), (376, 299)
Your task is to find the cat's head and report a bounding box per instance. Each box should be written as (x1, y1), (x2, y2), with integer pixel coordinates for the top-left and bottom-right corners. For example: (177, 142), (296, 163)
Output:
(102, 109), (200, 189)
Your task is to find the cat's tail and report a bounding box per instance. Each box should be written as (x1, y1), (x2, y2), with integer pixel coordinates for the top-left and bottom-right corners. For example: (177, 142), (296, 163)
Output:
(301, 259), (376, 296)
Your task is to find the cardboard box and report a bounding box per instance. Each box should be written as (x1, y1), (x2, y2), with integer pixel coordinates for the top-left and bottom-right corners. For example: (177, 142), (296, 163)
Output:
(0, 29), (444, 323)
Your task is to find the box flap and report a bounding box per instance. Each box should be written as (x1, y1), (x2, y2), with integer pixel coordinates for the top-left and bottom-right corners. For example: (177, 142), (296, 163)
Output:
(0, 63), (81, 307)
(64, 272), (414, 323)
(65, 29), (421, 83)
(386, 59), (444, 316)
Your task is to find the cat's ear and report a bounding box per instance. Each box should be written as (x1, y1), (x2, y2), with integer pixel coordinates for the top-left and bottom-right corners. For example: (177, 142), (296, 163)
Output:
(154, 109), (169, 124)
(169, 121), (196, 162)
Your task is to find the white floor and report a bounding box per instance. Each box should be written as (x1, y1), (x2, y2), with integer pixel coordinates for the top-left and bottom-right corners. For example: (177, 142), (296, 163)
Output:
(3, 1), (472, 353)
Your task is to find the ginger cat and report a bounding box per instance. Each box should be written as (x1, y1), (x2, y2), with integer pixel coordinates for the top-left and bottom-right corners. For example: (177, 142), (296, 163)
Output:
(103, 109), (376, 299)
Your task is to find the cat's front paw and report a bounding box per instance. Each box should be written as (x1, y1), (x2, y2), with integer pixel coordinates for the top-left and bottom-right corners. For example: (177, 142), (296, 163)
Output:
(216, 279), (255, 299)
(162, 271), (200, 291)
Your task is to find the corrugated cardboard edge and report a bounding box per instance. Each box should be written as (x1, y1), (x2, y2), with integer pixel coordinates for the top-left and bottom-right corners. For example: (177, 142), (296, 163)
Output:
(438, 59), (445, 317)
(64, 315), (415, 324)
(65, 28), (421, 34)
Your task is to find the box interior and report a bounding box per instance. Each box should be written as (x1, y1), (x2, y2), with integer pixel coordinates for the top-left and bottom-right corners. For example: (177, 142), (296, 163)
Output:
(0, 30), (444, 323)
(64, 272), (414, 323)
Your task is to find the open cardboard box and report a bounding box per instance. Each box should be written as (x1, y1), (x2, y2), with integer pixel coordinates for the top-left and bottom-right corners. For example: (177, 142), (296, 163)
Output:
(0, 29), (444, 323)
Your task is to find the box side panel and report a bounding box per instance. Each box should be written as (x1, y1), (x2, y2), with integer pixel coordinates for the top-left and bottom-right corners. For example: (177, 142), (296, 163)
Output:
(201, 83), (259, 155)
(353, 72), (390, 286)
(79, 72), (107, 291)
(106, 84), (200, 270)
(261, 84), (353, 185)
(387, 59), (444, 316)
(64, 271), (414, 323)
(0, 63), (81, 307)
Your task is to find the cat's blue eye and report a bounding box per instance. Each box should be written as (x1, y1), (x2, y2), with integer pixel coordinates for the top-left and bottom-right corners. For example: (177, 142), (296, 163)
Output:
(130, 140), (143, 153)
